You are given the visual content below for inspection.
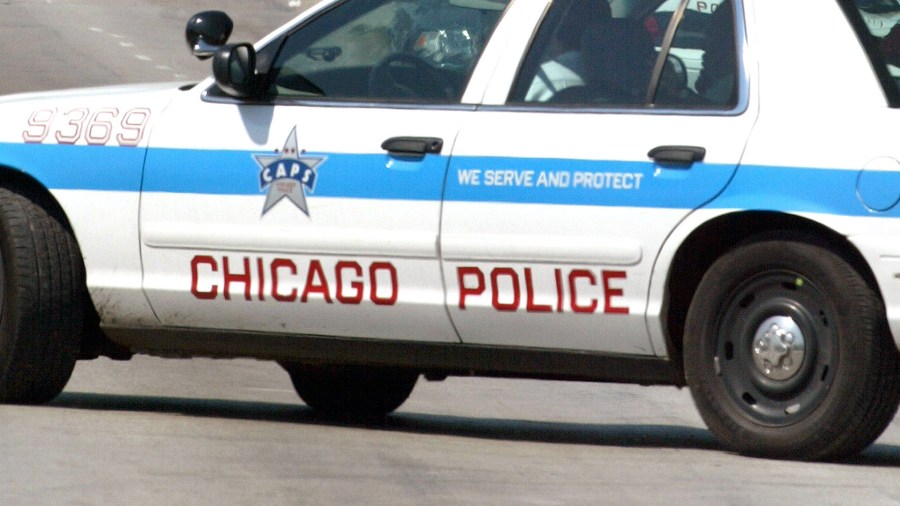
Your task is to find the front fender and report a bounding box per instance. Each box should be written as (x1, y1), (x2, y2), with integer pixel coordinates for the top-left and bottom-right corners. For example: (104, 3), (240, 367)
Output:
(0, 82), (189, 328)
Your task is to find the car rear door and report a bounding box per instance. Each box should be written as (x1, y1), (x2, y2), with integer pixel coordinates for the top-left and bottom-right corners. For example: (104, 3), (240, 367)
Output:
(441, 0), (758, 355)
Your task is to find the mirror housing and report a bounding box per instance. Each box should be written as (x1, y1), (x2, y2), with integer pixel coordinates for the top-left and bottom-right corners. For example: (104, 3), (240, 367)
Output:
(186, 11), (234, 60)
(213, 43), (259, 98)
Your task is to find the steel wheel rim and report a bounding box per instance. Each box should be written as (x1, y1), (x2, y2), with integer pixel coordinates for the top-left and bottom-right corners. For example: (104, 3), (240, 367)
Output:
(714, 271), (837, 426)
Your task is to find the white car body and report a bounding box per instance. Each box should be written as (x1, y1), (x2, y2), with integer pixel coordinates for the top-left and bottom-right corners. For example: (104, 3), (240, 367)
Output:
(0, 0), (897, 460)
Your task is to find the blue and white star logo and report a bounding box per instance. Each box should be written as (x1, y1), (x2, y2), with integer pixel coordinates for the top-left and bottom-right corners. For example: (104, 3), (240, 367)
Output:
(254, 127), (325, 216)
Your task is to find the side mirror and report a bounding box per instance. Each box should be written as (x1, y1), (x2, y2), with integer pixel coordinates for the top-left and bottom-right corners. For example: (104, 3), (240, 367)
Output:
(186, 11), (234, 60)
(213, 43), (258, 98)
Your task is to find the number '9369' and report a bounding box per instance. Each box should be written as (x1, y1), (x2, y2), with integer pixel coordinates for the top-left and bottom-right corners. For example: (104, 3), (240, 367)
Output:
(22, 107), (151, 147)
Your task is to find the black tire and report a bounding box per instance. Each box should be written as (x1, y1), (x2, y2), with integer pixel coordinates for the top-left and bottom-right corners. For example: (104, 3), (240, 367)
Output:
(0, 188), (84, 403)
(284, 364), (418, 419)
(684, 239), (900, 460)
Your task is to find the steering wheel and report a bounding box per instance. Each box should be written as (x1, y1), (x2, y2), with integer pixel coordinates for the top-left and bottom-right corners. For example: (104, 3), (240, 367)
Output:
(368, 53), (450, 100)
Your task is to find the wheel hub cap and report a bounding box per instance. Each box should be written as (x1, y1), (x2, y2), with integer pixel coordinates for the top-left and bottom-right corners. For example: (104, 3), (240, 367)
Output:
(752, 316), (805, 381)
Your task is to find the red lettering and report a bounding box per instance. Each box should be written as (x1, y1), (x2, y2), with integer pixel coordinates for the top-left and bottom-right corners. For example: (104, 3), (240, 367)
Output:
(458, 267), (485, 309)
(524, 268), (552, 313)
(271, 258), (298, 302)
(555, 268), (565, 312)
(336, 261), (364, 304)
(190, 256), (408, 306)
(602, 270), (629, 314)
(223, 256), (252, 301)
(191, 255), (218, 300)
(256, 258), (266, 301)
(451, 265), (628, 316)
(491, 267), (520, 312)
(301, 260), (333, 303)
(369, 262), (398, 306)
(569, 269), (598, 314)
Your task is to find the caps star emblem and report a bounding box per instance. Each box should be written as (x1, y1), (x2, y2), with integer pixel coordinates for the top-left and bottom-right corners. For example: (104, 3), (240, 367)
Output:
(254, 127), (325, 216)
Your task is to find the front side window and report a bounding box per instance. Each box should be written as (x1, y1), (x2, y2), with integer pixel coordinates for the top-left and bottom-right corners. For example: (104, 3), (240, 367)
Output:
(841, 0), (900, 106)
(266, 0), (509, 103)
(509, 0), (739, 109)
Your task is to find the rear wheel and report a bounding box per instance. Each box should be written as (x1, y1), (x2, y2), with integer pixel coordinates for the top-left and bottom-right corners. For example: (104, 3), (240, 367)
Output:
(0, 188), (84, 403)
(684, 239), (900, 460)
(283, 364), (418, 419)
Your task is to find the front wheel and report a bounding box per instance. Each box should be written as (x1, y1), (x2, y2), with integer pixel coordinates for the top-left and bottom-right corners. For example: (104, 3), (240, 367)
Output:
(283, 364), (418, 419)
(684, 239), (900, 460)
(0, 188), (84, 403)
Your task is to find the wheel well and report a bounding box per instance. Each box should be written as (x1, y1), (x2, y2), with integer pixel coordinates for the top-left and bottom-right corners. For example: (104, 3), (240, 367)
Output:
(0, 169), (70, 228)
(664, 211), (879, 384)
(0, 167), (130, 360)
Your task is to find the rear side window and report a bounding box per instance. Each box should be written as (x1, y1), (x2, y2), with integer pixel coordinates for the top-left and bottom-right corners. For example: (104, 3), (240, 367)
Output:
(840, 0), (900, 106)
(508, 0), (740, 110)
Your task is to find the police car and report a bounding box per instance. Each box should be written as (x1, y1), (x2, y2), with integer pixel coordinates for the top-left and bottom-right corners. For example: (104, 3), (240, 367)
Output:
(0, 0), (897, 461)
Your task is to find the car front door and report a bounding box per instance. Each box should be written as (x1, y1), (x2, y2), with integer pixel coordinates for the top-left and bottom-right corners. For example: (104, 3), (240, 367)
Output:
(442, 0), (758, 354)
(140, 0), (509, 342)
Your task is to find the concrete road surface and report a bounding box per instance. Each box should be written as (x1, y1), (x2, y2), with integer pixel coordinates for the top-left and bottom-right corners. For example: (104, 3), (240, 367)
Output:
(1, 1), (900, 505)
